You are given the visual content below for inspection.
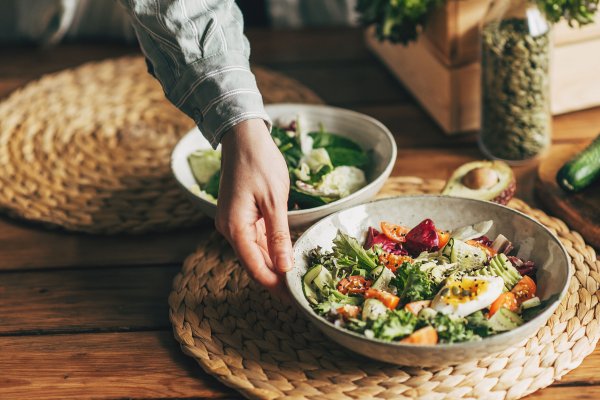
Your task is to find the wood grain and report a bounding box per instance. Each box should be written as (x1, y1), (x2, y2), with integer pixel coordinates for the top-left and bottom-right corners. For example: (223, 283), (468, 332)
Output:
(0, 216), (211, 271)
(0, 265), (181, 334)
(536, 142), (600, 248)
(0, 330), (599, 400)
(0, 331), (235, 399)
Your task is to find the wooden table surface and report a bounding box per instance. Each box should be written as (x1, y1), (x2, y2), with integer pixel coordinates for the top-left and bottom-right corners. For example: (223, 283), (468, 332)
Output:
(1, 28), (599, 400)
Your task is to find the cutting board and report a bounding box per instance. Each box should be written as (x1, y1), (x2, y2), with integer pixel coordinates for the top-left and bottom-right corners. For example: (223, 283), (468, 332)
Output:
(535, 143), (600, 249)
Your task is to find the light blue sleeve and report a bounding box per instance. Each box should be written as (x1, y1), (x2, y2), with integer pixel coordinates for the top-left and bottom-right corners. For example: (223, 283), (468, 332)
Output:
(120, 0), (271, 148)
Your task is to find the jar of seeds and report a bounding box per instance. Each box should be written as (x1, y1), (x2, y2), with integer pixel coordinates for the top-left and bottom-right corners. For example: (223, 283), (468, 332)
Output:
(480, 0), (551, 163)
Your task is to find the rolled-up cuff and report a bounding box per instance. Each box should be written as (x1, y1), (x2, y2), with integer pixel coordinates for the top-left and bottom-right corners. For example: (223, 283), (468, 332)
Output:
(166, 51), (271, 148)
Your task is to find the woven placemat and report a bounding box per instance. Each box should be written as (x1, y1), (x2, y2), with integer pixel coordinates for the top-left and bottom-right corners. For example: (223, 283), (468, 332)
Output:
(0, 56), (322, 234)
(169, 176), (600, 400)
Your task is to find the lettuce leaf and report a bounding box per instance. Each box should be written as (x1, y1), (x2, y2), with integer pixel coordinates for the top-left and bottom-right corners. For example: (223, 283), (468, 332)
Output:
(332, 230), (379, 270)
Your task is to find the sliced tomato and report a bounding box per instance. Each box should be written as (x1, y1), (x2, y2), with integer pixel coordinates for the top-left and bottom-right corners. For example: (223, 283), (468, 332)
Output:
(466, 239), (498, 257)
(380, 222), (410, 243)
(511, 276), (537, 305)
(437, 230), (451, 249)
(400, 326), (438, 345)
(336, 305), (361, 319)
(337, 276), (372, 295)
(378, 253), (413, 273)
(488, 292), (519, 317)
(365, 288), (400, 310)
(404, 300), (431, 316)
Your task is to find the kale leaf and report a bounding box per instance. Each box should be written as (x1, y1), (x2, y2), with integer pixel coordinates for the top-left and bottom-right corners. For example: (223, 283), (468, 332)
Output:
(392, 262), (437, 303)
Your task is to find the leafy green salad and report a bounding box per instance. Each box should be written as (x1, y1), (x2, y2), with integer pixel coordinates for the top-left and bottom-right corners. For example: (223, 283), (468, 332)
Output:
(303, 218), (546, 345)
(188, 117), (371, 210)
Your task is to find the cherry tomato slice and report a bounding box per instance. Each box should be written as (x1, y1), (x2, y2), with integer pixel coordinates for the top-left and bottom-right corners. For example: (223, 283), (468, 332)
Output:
(365, 288), (400, 310)
(437, 230), (451, 249)
(488, 292), (519, 317)
(400, 326), (438, 345)
(466, 239), (497, 257)
(337, 275), (371, 295)
(404, 300), (431, 316)
(380, 222), (410, 243)
(336, 304), (361, 319)
(378, 253), (413, 272)
(511, 276), (537, 305)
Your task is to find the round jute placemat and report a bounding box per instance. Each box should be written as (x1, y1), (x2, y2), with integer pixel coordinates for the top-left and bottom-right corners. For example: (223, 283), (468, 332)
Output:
(0, 56), (322, 234)
(169, 176), (600, 400)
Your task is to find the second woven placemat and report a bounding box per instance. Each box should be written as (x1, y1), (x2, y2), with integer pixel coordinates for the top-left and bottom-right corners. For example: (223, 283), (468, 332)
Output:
(0, 56), (322, 234)
(169, 176), (600, 400)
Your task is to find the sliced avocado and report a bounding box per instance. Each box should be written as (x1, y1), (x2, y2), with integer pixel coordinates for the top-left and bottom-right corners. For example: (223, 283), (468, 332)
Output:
(442, 161), (516, 205)
(474, 254), (522, 291)
(488, 308), (524, 332)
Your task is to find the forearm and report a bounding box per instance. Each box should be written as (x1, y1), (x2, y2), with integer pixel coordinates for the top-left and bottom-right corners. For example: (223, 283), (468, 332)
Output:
(120, 0), (270, 147)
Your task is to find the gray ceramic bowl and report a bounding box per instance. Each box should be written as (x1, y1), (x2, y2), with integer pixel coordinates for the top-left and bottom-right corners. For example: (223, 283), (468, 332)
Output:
(286, 195), (570, 367)
(171, 103), (397, 229)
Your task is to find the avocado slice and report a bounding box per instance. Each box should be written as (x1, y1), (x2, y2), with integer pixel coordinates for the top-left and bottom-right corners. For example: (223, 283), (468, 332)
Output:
(442, 161), (516, 205)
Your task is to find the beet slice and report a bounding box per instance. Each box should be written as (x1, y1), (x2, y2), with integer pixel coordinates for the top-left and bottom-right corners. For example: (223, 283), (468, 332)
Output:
(404, 219), (440, 256)
(364, 227), (407, 255)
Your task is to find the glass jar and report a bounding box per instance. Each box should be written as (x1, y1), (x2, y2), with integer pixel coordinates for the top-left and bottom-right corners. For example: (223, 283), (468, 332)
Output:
(479, 0), (552, 163)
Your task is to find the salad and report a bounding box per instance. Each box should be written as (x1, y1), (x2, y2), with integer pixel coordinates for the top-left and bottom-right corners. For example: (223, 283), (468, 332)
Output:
(303, 218), (546, 345)
(187, 117), (371, 210)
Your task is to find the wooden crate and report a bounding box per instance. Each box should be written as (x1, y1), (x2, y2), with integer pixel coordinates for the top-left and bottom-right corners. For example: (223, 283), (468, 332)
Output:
(366, 1), (600, 134)
(422, 0), (600, 67)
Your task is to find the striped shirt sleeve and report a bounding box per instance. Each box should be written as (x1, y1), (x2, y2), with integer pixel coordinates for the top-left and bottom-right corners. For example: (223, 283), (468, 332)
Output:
(120, 0), (271, 148)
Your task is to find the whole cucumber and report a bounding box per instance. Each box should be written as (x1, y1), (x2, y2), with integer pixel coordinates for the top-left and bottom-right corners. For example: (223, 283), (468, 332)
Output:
(556, 134), (600, 192)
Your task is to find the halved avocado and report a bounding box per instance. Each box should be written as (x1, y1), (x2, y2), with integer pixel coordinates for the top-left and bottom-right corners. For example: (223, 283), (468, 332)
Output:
(442, 161), (516, 205)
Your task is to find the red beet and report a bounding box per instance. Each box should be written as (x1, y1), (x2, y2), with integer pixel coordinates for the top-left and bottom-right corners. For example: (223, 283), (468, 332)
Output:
(404, 219), (440, 256)
(364, 227), (408, 255)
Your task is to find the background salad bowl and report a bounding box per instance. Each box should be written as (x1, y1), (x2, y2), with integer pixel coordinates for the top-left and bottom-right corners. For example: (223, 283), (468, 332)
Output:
(286, 195), (571, 367)
(171, 103), (397, 229)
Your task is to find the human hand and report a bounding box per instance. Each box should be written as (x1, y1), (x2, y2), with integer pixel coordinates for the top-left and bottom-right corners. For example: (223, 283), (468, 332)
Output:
(215, 119), (293, 293)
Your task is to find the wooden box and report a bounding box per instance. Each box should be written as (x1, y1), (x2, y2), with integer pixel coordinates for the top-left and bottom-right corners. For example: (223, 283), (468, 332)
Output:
(366, 0), (600, 134)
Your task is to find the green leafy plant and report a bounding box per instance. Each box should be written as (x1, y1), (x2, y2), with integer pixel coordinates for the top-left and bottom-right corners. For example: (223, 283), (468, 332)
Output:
(357, 0), (599, 45)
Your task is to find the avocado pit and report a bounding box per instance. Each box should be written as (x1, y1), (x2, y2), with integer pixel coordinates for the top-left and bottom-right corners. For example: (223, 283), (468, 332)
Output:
(462, 167), (500, 190)
(442, 160), (516, 205)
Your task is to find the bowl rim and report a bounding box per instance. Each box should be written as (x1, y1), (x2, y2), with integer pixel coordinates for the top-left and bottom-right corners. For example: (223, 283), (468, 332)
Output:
(286, 194), (571, 350)
(170, 103), (398, 216)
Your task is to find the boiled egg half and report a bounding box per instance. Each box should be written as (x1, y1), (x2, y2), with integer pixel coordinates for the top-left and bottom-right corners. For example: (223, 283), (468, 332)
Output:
(431, 276), (504, 317)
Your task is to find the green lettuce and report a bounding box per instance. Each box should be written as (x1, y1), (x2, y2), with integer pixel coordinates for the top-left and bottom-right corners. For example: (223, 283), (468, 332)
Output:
(332, 230), (379, 271)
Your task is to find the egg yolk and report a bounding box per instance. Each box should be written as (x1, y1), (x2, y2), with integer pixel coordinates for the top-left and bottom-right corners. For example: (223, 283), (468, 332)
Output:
(440, 278), (489, 305)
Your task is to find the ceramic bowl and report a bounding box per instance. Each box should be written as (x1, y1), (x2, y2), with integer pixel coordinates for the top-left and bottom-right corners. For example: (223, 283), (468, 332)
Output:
(286, 195), (570, 367)
(171, 103), (396, 229)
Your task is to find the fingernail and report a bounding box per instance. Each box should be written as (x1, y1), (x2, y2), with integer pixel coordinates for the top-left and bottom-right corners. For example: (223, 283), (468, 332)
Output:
(277, 255), (293, 272)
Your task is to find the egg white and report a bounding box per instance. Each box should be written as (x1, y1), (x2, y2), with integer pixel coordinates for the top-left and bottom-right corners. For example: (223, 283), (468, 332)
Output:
(431, 276), (504, 317)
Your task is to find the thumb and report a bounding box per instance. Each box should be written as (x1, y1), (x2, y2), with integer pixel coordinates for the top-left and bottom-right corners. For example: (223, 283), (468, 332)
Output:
(262, 202), (293, 274)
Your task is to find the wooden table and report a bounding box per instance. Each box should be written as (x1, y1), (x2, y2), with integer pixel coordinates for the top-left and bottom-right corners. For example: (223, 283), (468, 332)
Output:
(0, 28), (598, 400)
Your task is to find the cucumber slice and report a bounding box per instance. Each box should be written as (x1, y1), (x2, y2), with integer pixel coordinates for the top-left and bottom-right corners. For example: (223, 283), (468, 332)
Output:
(302, 265), (333, 305)
(362, 298), (388, 321)
(521, 296), (541, 310)
(557, 134), (600, 192)
(449, 239), (487, 270)
(371, 267), (396, 291)
(488, 308), (524, 332)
